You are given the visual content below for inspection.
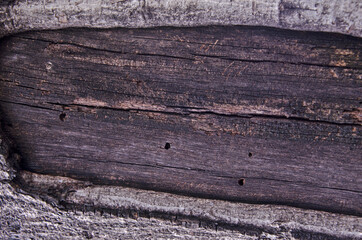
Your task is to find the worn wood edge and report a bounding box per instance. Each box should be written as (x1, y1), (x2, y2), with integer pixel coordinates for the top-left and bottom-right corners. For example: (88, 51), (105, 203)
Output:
(0, 130), (260, 240)
(0, 0), (361, 39)
(1, 122), (362, 239)
(4, 170), (362, 239)
(0, 181), (262, 239)
(1, 133), (361, 240)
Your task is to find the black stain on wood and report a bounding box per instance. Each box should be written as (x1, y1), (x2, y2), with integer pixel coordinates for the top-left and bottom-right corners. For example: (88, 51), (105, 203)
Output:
(0, 26), (361, 216)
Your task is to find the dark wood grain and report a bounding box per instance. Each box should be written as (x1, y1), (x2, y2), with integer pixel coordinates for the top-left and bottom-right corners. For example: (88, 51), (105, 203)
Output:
(0, 26), (361, 215)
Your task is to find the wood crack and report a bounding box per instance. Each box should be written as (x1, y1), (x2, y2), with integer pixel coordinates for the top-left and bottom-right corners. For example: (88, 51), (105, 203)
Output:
(15, 36), (362, 70)
(48, 101), (362, 127)
(191, 53), (362, 70)
(0, 100), (59, 112)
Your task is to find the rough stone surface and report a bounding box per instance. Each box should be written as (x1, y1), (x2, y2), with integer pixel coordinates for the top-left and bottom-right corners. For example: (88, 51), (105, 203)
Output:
(0, 0), (361, 38)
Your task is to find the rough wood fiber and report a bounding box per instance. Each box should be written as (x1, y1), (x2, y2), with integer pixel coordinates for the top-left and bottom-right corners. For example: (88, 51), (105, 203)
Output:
(0, 0), (361, 38)
(0, 26), (361, 216)
(1, 143), (361, 239)
(1, 180), (260, 239)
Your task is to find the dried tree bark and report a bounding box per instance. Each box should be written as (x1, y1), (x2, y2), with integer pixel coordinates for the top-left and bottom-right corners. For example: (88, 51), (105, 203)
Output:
(0, 0), (361, 38)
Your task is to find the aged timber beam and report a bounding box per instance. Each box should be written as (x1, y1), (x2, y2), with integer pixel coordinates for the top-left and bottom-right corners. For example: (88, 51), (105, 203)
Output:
(0, 1), (361, 239)
(0, 26), (361, 216)
(0, 0), (361, 39)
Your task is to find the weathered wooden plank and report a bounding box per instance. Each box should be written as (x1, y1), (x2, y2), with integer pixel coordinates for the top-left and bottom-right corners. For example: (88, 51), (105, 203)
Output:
(0, 26), (361, 215)
(2, 27), (362, 123)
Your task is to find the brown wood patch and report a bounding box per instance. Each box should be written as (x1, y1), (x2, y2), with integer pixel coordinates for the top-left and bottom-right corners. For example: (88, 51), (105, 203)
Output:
(0, 26), (361, 215)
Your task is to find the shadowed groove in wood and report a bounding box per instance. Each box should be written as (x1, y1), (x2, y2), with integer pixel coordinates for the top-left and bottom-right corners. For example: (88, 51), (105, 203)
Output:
(0, 26), (361, 216)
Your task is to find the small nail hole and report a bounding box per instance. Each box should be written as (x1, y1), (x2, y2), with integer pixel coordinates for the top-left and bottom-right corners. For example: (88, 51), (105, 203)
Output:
(248, 152), (252, 157)
(164, 142), (171, 150)
(238, 178), (245, 186)
(59, 113), (66, 121)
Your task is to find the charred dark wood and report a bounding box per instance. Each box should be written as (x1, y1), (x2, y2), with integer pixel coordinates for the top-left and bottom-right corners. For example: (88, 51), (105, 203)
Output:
(0, 26), (361, 215)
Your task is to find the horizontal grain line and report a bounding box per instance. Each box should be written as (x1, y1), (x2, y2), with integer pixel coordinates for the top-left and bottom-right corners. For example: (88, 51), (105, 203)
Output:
(135, 52), (194, 61)
(0, 69), (65, 87)
(15, 36), (361, 70)
(248, 114), (361, 127)
(131, 34), (274, 49)
(58, 154), (210, 174)
(1, 99), (359, 133)
(0, 100), (59, 112)
(14, 36), (194, 62)
(54, 155), (362, 194)
(127, 33), (362, 50)
(0, 79), (47, 92)
(2, 64), (360, 101)
(191, 53), (362, 70)
(47, 102), (361, 127)
(14, 35), (273, 54)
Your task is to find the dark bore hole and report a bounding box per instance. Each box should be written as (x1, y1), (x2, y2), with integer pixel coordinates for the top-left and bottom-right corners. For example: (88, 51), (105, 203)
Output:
(238, 178), (245, 186)
(248, 152), (253, 157)
(164, 142), (171, 150)
(59, 113), (66, 122)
